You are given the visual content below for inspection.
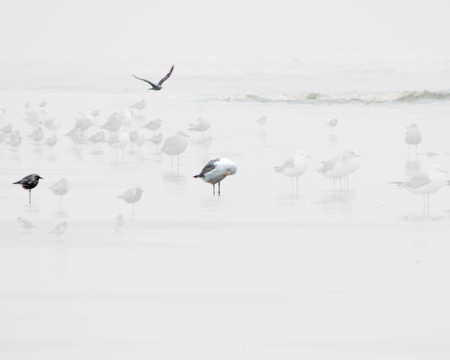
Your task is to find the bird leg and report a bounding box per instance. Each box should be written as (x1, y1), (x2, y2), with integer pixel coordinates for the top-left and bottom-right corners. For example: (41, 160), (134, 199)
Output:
(218, 182), (221, 196)
(212, 184), (215, 195)
(29, 190), (31, 204)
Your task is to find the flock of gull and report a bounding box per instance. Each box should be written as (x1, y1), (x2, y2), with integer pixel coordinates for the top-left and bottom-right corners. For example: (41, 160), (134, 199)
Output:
(1, 65), (448, 238)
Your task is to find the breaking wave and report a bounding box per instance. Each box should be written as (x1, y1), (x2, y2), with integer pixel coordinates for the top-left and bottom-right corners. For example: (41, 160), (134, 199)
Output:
(191, 90), (450, 105)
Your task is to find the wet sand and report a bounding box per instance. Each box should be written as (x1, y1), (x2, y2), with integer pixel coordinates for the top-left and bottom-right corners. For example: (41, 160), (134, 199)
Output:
(1, 91), (450, 359)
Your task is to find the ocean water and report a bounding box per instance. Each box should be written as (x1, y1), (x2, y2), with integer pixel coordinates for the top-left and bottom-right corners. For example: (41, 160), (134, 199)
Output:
(1, 55), (450, 359)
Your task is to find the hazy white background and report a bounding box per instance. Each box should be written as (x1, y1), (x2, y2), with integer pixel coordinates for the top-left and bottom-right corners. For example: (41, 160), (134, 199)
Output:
(1, 1), (450, 360)
(1, 0), (450, 61)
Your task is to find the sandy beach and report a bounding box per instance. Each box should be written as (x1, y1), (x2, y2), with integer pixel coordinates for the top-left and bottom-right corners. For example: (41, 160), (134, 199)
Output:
(1, 81), (450, 359)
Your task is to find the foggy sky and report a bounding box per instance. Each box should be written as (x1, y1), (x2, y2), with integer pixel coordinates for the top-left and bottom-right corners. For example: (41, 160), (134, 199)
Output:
(1, 0), (450, 63)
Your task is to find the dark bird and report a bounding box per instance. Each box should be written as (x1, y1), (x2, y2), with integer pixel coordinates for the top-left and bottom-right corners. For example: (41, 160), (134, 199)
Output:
(132, 65), (174, 91)
(13, 173), (43, 204)
(194, 158), (237, 196)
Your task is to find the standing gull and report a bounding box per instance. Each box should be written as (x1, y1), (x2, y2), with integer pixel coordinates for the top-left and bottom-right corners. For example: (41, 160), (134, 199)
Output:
(160, 131), (189, 166)
(317, 149), (361, 190)
(129, 99), (146, 115)
(13, 174), (43, 204)
(118, 187), (144, 216)
(275, 151), (310, 191)
(199, 136), (213, 154)
(142, 118), (163, 135)
(49, 178), (70, 208)
(132, 65), (174, 91)
(405, 123), (422, 157)
(326, 118), (338, 133)
(188, 117), (210, 138)
(256, 116), (267, 132)
(400, 164), (447, 208)
(194, 158), (237, 196)
(106, 128), (130, 158)
(150, 133), (163, 153)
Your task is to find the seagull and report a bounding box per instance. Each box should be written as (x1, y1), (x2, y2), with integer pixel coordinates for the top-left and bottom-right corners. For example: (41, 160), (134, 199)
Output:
(13, 174), (43, 204)
(188, 117), (210, 138)
(256, 116), (267, 132)
(132, 65), (174, 91)
(400, 164), (447, 207)
(85, 131), (105, 151)
(28, 126), (45, 144)
(194, 158), (237, 196)
(42, 113), (62, 133)
(129, 99), (146, 115)
(150, 133), (163, 153)
(405, 123), (422, 157)
(199, 136), (213, 154)
(49, 178), (69, 207)
(142, 118), (163, 135)
(118, 186), (144, 216)
(7, 135), (22, 151)
(49, 222), (68, 240)
(1, 124), (12, 134)
(106, 128), (130, 158)
(43, 134), (58, 153)
(160, 131), (189, 166)
(326, 118), (338, 133)
(274, 151), (310, 191)
(100, 113), (122, 132)
(317, 149), (361, 190)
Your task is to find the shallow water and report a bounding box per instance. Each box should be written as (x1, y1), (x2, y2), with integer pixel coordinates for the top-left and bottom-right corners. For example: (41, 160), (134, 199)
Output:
(1, 75), (450, 358)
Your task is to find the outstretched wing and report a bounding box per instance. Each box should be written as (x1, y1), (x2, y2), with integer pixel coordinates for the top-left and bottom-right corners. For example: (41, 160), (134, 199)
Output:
(158, 65), (174, 86)
(132, 74), (157, 88)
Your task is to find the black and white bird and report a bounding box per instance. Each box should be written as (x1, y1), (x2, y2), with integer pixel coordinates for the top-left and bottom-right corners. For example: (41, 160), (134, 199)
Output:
(194, 158), (237, 196)
(132, 65), (174, 91)
(13, 174), (43, 204)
